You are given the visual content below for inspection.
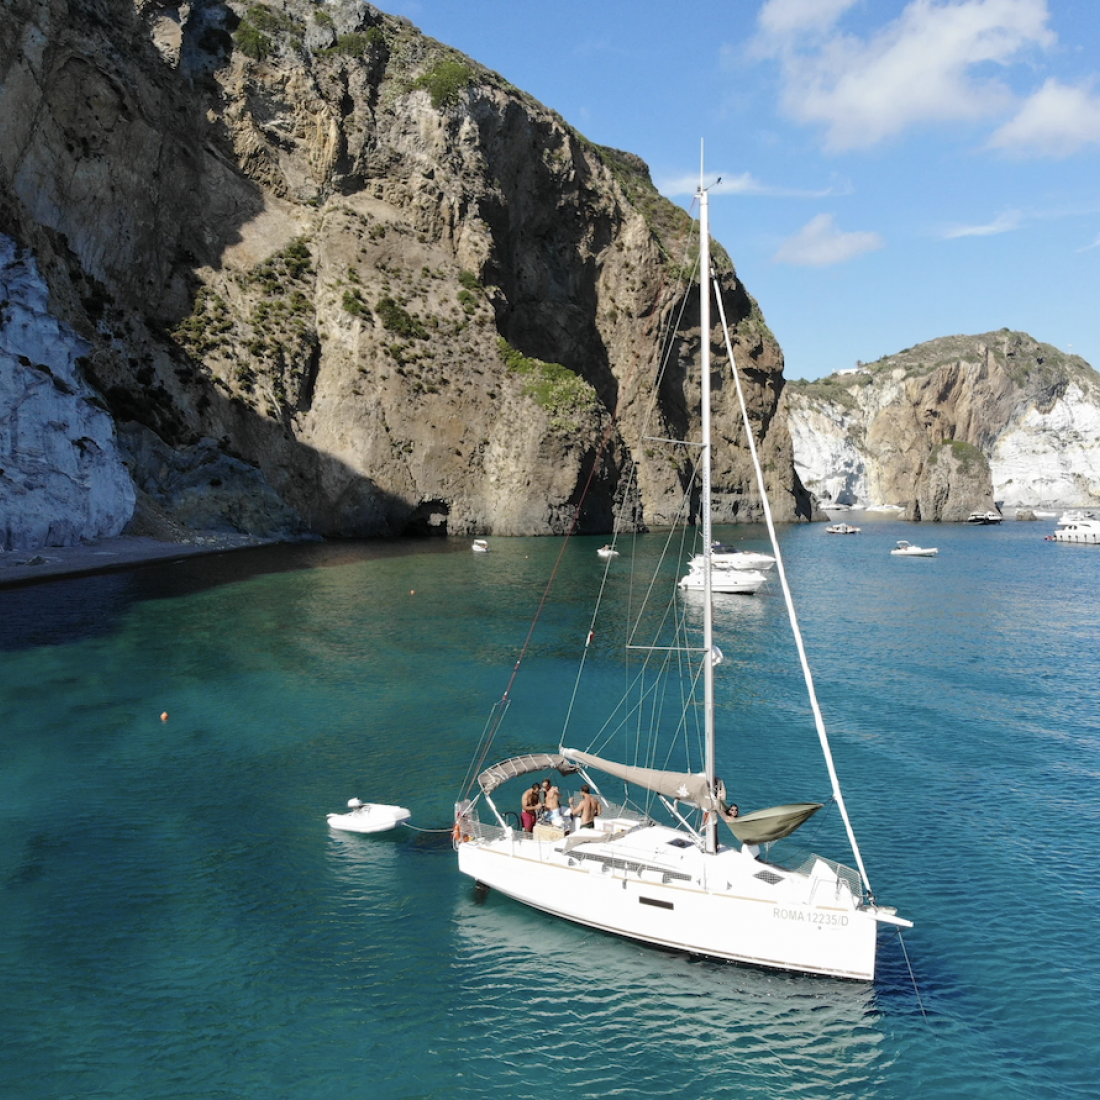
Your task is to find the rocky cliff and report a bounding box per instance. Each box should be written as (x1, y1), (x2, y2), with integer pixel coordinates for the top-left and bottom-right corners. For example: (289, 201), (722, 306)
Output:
(0, 0), (812, 550)
(783, 331), (1100, 519)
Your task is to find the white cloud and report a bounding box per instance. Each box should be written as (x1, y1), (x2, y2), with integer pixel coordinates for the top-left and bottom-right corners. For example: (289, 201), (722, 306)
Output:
(753, 0), (1055, 151)
(756, 0), (858, 38)
(989, 78), (1100, 157)
(773, 213), (884, 265)
(657, 170), (846, 199)
(942, 209), (1023, 238)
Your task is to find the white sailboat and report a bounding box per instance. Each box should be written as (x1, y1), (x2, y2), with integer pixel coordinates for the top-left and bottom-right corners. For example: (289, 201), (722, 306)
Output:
(452, 164), (909, 981)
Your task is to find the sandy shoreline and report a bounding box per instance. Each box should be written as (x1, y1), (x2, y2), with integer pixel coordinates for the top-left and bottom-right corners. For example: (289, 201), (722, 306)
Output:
(0, 534), (277, 589)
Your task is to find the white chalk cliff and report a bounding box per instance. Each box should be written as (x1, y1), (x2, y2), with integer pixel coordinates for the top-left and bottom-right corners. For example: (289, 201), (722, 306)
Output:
(0, 235), (136, 550)
(783, 331), (1100, 517)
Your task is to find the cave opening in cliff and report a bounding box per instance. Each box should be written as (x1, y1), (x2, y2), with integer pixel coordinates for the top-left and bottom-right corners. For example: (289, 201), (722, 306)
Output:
(403, 500), (450, 538)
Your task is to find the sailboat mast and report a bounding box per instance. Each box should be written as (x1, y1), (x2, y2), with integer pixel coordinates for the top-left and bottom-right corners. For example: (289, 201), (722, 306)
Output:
(699, 170), (718, 856)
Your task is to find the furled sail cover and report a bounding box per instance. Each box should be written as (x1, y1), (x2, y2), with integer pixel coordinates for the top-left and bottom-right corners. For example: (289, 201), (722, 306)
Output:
(561, 748), (719, 811)
(726, 803), (823, 845)
(564, 750), (822, 844)
(478, 753), (580, 795)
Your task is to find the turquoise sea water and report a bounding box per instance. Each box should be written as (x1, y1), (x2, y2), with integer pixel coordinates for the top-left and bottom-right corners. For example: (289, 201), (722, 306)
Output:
(1, 520), (1098, 1099)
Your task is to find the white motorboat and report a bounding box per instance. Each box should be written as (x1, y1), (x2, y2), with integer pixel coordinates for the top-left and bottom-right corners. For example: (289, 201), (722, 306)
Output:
(327, 798), (411, 834)
(452, 164), (909, 981)
(472, 539), (490, 553)
(696, 542), (776, 571)
(597, 545), (619, 559)
(825, 523), (861, 534)
(679, 562), (768, 595)
(1048, 518), (1100, 544)
(966, 511), (1002, 525)
(891, 540), (938, 557)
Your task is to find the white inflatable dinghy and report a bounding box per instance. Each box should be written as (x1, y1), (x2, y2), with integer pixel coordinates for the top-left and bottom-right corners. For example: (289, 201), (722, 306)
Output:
(327, 798), (411, 834)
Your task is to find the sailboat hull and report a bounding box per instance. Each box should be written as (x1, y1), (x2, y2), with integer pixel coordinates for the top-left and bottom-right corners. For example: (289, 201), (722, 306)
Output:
(457, 821), (880, 980)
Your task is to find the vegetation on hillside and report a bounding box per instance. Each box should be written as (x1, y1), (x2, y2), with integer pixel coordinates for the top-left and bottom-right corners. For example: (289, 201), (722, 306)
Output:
(498, 337), (600, 434)
(597, 146), (693, 266)
(789, 329), (1098, 403)
(928, 439), (988, 476)
(413, 59), (475, 108)
(234, 4), (304, 59)
(786, 373), (867, 411)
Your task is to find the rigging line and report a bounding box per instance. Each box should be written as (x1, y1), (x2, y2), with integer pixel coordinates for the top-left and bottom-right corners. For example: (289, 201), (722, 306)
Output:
(464, 233), (696, 803)
(630, 479), (698, 775)
(711, 270), (876, 901)
(896, 930), (928, 1019)
(560, 247), (701, 751)
(459, 697), (511, 802)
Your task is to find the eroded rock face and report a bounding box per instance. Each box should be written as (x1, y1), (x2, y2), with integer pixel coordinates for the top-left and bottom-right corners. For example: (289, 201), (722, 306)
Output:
(0, 0), (811, 548)
(785, 332), (1100, 517)
(0, 235), (135, 549)
(910, 442), (995, 522)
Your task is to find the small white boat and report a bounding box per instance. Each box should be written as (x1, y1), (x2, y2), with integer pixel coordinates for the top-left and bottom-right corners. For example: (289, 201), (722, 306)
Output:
(327, 798), (411, 834)
(597, 545), (619, 559)
(472, 539), (490, 553)
(825, 523), (861, 534)
(966, 511), (1002, 525)
(891, 540), (938, 557)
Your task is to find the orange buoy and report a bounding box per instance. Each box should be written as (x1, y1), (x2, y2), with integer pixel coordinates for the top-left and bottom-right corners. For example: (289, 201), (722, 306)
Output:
(160, 712), (169, 722)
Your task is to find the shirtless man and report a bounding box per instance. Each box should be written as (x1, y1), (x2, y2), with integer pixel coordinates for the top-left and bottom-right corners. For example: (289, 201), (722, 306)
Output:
(541, 778), (563, 826)
(573, 784), (600, 829)
(520, 783), (540, 833)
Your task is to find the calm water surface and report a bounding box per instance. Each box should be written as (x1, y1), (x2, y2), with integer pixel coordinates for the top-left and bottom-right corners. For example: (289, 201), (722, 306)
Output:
(1, 520), (1098, 1099)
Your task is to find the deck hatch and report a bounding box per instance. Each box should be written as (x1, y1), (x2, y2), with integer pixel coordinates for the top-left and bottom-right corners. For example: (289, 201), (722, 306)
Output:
(754, 870), (785, 885)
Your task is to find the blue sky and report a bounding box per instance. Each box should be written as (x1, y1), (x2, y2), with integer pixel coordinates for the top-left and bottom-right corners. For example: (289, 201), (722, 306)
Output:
(381, 0), (1100, 380)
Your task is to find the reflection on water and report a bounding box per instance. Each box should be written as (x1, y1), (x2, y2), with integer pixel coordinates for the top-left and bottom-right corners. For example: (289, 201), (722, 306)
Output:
(324, 828), (404, 887)
(450, 893), (886, 1098)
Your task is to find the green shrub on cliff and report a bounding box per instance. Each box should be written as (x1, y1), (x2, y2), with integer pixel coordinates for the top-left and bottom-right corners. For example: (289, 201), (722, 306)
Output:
(342, 289), (368, 317)
(318, 28), (385, 57)
(929, 439), (987, 475)
(376, 297), (427, 338)
(457, 271), (482, 315)
(498, 337), (598, 432)
(788, 374), (861, 411)
(414, 60), (474, 108)
(235, 5), (301, 60)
